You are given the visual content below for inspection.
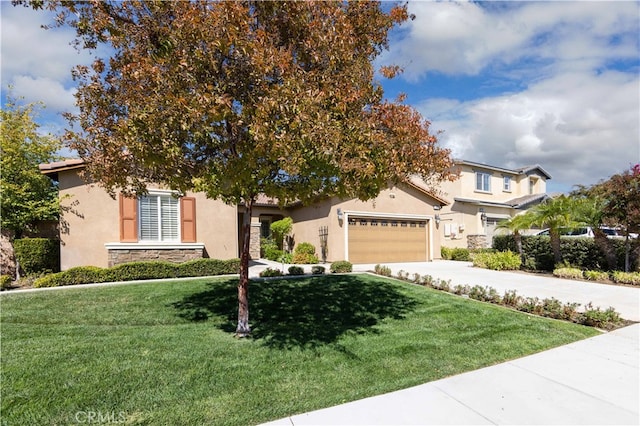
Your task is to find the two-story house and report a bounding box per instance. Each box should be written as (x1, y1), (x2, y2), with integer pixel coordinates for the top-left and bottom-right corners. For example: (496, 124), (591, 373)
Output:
(435, 160), (551, 249)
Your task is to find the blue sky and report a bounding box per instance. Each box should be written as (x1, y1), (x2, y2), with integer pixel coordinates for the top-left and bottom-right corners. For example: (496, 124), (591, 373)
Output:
(2, 1), (639, 194)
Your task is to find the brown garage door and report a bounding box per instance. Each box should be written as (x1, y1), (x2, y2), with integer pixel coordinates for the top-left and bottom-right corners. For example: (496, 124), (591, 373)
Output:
(348, 217), (428, 264)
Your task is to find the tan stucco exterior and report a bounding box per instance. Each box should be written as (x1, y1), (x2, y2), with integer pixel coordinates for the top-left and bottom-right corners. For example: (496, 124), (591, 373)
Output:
(57, 168), (238, 269)
(290, 183), (443, 262)
(437, 161), (550, 249)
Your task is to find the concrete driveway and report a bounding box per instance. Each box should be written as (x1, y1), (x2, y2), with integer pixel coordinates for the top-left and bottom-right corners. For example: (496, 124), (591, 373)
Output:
(352, 260), (640, 322)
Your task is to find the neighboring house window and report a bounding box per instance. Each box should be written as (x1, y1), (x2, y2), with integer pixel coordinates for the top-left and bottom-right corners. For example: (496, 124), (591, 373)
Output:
(119, 193), (197, 243)
(139, 194), (179, 242)
(475, 171), (491, 192)
(503, 176), (511, 192)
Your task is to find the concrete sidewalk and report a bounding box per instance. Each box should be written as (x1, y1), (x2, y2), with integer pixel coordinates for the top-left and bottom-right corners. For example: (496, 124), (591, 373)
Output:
(262, 324), (639, 425)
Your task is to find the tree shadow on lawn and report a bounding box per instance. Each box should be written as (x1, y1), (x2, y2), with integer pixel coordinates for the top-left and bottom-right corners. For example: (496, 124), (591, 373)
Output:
(171, 275), (418, 349)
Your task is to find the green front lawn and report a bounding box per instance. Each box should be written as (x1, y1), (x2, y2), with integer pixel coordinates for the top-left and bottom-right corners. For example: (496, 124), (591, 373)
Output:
(1, 274), (598, 425)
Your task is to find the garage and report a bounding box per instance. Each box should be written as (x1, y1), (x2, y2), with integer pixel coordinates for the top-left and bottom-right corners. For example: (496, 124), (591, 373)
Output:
(347, 216), (429, 264)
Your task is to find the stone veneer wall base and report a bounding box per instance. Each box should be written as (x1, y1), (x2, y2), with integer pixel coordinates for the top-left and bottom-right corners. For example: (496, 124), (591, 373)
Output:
(108, 248), (204, 267)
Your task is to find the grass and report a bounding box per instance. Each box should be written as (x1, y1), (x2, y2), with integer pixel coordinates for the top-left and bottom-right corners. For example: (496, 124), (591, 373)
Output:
(1, 274), (599, 425)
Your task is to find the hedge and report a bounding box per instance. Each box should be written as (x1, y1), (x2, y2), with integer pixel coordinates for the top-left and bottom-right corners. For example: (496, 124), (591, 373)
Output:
(13, 238), (60, 275)
(330, 260), (352, 273)
(33, 258), (240, 288)
(493, 235), (639, 272)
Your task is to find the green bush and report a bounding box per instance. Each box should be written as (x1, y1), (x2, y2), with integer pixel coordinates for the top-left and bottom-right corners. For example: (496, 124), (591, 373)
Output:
(330, 261), (352, 273)
(34, 266), (106, 288)
(1, 275), (12, 289)
(261, 238), (284, 261)
(440, 247), (453, 260)
(270, 217), (293, 250)
(502, 289), (522, 307)
(104, 261), (179, 282)
(583, 270), (610, 282)
(553, 267), (583, 280)
(288, 266), (304, 275)
(579, 304), (622, 329)
(473, 251), (521, 270)
(13, 238), (60, 275)
(291, 252), (319, 264)
(611, 271), (640, 285)
(294, 242), (316, 256)
(469, 285), (501, 303)
(494, 234), (639, 272)
(311, 265), (325, 275)
(451, 248), (471, 261)
(259, 267), (283, 278)
(178, 258), (240, 277)
(278, 252), (293, 264)
(374, 264), (392, 277)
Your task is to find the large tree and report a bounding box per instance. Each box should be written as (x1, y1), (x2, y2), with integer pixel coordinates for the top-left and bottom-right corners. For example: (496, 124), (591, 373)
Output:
(19, 1), (454, 336)
(0, 96), (61, 239)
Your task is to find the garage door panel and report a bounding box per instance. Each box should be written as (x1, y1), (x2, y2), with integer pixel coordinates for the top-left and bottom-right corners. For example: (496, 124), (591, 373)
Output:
(348, 217), (428, 264)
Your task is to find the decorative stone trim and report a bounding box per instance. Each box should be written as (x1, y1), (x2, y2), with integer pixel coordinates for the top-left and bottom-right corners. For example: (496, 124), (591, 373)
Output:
(467, 234), (487, 249)
(249, 223), (261, 260)
(105, 243), (205, 267)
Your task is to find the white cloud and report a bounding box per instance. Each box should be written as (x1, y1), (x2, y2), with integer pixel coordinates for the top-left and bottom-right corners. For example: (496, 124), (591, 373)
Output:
(418, 70), (640, 192)
(383, 1), (639, 80)
(1, 3), (93, 117)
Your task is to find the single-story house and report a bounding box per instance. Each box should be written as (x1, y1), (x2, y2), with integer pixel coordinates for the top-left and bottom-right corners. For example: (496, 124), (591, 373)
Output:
(40, 160), (448, 270)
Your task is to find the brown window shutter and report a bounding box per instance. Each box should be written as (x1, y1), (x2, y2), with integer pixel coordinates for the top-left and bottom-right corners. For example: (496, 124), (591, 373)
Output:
(119, 194), (138, 242)
(180, 197), (197, 243)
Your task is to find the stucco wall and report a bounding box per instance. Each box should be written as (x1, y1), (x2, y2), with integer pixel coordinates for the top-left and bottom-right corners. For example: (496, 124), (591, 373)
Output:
(290, 183), (442, 263)
(57, 170), (239, 269)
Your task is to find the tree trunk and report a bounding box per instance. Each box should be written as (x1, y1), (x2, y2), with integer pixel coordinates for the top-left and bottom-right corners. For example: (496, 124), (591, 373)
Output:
(550, 231), (562, 265)
(236, 198), (253, 338)
(593, 228), (617, 270)
(515, 232), (524, 265)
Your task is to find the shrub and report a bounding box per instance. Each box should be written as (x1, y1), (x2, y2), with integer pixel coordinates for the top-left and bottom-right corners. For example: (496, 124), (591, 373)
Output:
(291, 242), (318, 264)
(579, 303), (622, 329)
(432, 278), (451, 292)
(311, 265), (325, 275)
(278, 252), (293, 264)
(104, 261), (179, 282)
(541, 298), (580, 321)
(611, 271), (640, 286)
(452, 284), (470, 295)
(13, 238), (60, 275)
(270, 217), (293, 249)
(264, 246), (284, 262)
(441, 247), (453, 260)
(473, 251), (521, 270)
(288, 266), (304, 275)
(451, 248), (471, 261)
(518, 297), (543, 315)
(583, 270), (610, 282)
(374, 264), (392, 277)
(396, 270), (409, 280)
(34, 266), (106, 288)
(1, 275), (12, 289)
(291, 252), (319, 264)
(259, 267), (283, 277)
(502, 289), (522, 307)
(178, 258), (240, 277)
(553, 267), (583, 280)
(421, 274), (434, 287)
(330, 260), (352, 273)
(469, 285), (501, 303)
(411, 273), (422, 284)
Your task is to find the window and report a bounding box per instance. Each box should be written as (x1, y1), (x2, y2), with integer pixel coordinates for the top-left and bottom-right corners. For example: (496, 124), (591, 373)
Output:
(139, 194), (179, 241)
(475, 171), (491, 192)
(529, 178), (536, 194)
(119, 193), (196, 243)
(503, 176), (511, 192)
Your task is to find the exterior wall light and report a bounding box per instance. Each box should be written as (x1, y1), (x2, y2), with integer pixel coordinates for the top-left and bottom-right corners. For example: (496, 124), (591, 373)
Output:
(337, 208), (343, 221)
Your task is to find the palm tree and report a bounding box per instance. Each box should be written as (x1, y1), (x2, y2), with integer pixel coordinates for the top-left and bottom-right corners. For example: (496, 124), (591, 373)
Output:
(496, 212), (535, 263)
(529, 195), (577, 265)
(572, 196), (617, 270)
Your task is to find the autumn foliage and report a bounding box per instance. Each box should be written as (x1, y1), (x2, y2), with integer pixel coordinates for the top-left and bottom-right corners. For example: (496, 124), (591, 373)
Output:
(18, 0), (455, 335)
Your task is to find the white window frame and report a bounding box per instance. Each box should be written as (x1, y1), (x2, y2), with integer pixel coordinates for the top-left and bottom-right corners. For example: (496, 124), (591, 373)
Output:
(503, 176), (512, 192)
(138, 190), (180, 242)
(475, 171), (491, 192)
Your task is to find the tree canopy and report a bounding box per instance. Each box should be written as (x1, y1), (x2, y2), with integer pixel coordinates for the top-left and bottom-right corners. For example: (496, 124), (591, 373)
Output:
(0, 96), (61, 238)
(19, 0), (455, 335)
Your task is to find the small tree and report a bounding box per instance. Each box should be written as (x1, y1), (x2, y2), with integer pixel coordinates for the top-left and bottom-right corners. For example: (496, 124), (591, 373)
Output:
(1, 96), (61, 239)
(529, 195), (577, 265)
(20, 1), (455, 336)
(270, 217), (293, 251)
(495, 212), (534, 263)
